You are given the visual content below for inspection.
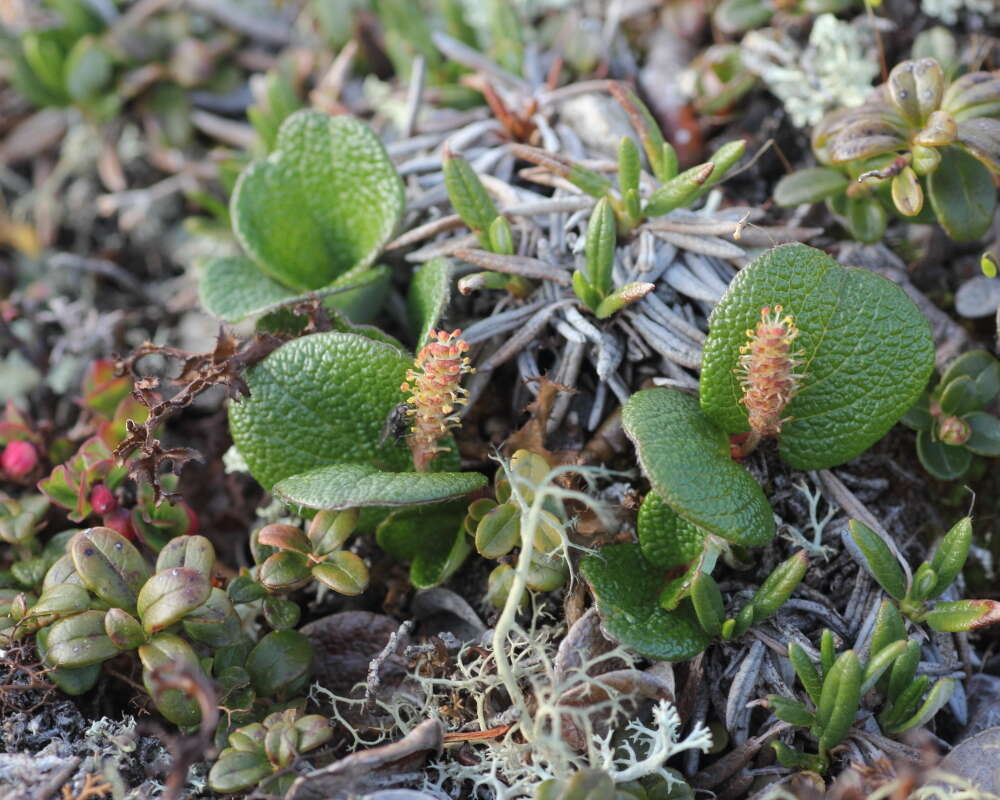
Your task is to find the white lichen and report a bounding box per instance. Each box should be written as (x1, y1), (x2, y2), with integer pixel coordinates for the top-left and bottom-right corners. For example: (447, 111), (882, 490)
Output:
(920, 0), (995, 25)
(313, 457), (710, 798)
(741, 14), (879, 128)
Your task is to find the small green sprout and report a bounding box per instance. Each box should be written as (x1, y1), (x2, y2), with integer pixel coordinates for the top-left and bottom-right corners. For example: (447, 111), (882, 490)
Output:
(466, 450), (569, 609)
(768, 625), (956, 772)
(208, 707), (332, 794)
(901, 350), (1000, 481)
(713, 0), (858, 35)
(774, 58), (1000, 242)
(510, 83), (746, 235)
(256, 509), (368, 596)
(570, 198), (655, 319)
(849, 517), (1000, 632)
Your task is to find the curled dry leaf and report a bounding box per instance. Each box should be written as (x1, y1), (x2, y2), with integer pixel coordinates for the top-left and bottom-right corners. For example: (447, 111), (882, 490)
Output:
(285, 718), (444, 800)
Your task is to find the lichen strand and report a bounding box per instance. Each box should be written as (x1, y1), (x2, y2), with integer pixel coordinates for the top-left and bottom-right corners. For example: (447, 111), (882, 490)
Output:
(736, 305), (805, 438)
(400, 329), (474, 471)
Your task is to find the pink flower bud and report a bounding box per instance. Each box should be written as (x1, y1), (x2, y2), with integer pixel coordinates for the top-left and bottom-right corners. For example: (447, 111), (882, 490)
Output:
(90, 484), (118, 515)
(1, 440), (38, 478)
(102, 507), (136, 542)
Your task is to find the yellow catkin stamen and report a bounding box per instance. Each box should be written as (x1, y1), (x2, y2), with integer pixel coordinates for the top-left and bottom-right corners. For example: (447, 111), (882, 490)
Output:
(400, 329), (475, 471)
(734, 305), (805, 438)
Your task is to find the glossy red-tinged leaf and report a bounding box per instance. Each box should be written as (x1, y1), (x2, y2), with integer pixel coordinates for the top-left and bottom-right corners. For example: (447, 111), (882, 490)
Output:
(136, 567), (212, 635)
(307, 509), (358, 557)
(104, 607), (145, 649)
(924, 599), (1000, 632)
(942, 72), (1000, 121)
(827, 120), (905, 164)
(257, 523), (312, 555)
(258, 551), (312, 593)
(887, 58), (944, 126)
(139, 634), (207, 729)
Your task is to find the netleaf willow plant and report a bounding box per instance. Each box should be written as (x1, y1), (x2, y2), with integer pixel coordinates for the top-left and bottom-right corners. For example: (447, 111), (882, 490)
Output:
(775, 57), (1000, 242)
(581, 243), (932, 660)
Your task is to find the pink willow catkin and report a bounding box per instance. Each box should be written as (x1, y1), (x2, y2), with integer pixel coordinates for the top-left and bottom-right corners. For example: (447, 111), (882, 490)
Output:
(736, 305), (805, 438)
(400, 329), (474, 471)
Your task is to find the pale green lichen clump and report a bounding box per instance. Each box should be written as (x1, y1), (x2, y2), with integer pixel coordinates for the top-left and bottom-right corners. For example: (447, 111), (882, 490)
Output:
(742, 14), (879, 127)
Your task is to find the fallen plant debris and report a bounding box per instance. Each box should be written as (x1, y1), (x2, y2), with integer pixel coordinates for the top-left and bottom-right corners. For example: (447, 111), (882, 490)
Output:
(1, 1), (1000, 799)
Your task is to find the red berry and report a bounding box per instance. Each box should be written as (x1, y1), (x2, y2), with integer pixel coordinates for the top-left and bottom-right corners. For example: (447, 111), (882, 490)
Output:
(1, 440), (38, 479)
(90, 484), (118, 515)
(102, 507), (136, 541)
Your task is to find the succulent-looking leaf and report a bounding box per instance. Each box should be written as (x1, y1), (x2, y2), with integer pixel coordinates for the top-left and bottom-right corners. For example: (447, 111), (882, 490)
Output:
(869, 600), (906, 660)
(817, 650), (862, 751)
(690, 571), (725, 637)
(584, 198), (616, 297)
(46, 610), (118, 668)
(137, 567), (212, 634)
(209, 749), (274, 794)
(104, 607), (145, 650)
(770, 742), (827, 773)
(788, 642), (823, 707)
(139, 634), (207, 728)
(259, 551), (312, 592)
(861, 640), (906, 694)
(156, 535), (215, 576)
(232, 110), (404, 291)
(622, 388), (774, 547)
(916, 429), (972, 480)
(308, 509), (359, 556)
(70, 527), (151, 614)
(750, 550), (809, 623)
(887, 640), (921, 704)
(580, 543), (711, 661)
(311, 552), (369, 596)
(924, 599), (1000, 632)
(848, 520), (907, 601)
(700, 243), (934, 469)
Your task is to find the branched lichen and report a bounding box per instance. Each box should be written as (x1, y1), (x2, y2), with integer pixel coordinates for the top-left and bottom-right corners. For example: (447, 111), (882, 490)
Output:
(311, 458), (704, 798)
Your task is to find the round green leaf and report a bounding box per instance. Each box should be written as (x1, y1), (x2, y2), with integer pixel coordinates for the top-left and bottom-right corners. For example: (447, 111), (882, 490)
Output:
(259, 551), (312, 592)
(311, 551), (369, 596)
(246, 630), (313, 698)
(927, 147), (997, 242)
(622, 388), (774, 546)
(475, 503), (520, 558)
(232, 110), (404, 291)
(137, 567), (212, 634)
(104, 607), (145, 650)
(138, 634), (207, 729)
(228, 332), (413, 491)
(700, 243), (934, 470)
(35, 626), (101, 695)
(916, 429), (972, 480)
(209, 749), (274, 794)
(156, 535), (215, 576)
(183, 588), (244, 646)
(637, 492), (707, 569)
(580, 543), (711, 661)
(46, 610), (119, 668)
(70, 527), (152, 615)
(964, 412), (1000, 457)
